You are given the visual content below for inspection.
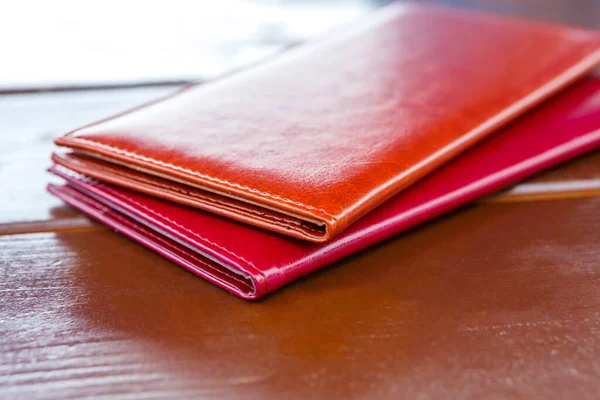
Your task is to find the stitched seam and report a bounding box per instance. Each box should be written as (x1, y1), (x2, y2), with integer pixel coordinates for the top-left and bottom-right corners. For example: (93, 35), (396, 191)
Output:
(67, 137), (333, 219)
(67, 188), (252, 289)
(81, 178), (258, 271)
(61, 41), (600, 224)
(68, 158), (325, 235)
(111, 213), (253, 290)
(142, 179), (325, 234)
(62, 185), (113, 214)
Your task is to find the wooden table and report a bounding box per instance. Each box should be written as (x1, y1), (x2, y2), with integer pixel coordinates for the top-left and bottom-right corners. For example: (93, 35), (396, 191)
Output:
(2, 1), (600, 399)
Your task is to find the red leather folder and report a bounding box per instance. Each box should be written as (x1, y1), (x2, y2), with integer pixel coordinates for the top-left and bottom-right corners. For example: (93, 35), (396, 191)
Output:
(49, 77), (600, 299)
(51, 3), (600, 242)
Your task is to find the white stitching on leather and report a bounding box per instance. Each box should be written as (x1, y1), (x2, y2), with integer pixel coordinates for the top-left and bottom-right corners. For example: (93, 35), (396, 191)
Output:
(65, 156), (324, 235)
(101, 183), (258, 268)
(68, 137), (332, 218)
(65, 171), (260, 272)
(111, 213), (254, 290)
(64, 186), (253, 290)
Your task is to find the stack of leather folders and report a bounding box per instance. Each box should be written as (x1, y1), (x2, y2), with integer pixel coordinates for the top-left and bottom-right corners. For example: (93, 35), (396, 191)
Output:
(49, 3), (600, 299)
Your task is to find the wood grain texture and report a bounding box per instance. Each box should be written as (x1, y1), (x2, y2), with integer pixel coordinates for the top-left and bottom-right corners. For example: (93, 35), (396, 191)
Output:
(486, 150), (600, 202)
(2, 88), (600, 236)
(0, 86), (178, 232)
(2, 1), (600, 398)
(2, 198), (600, 399)
(524, 149), (600, 183)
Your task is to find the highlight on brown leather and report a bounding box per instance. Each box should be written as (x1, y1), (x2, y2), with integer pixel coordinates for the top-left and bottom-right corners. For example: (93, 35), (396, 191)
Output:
(51, 3), (600, 243)
(52, 152), (329, 242)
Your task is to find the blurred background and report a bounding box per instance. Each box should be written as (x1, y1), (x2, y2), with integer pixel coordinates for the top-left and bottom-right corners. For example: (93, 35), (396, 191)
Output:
(2, 0), (599, 93)
(1, 0), (386, 91)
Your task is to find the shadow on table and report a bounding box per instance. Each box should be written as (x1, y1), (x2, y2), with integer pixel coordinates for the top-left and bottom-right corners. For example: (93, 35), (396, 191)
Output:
(55, 197), (600, 398)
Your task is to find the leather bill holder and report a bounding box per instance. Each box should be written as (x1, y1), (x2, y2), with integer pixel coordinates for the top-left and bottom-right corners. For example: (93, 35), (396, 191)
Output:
(51, 3), (600, 243)
(49, 76), (600, 299)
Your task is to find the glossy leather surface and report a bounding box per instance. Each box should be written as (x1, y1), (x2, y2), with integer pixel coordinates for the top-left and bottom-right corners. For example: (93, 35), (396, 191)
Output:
(53, 3), (600, 242)
(49, 77), (600, 299)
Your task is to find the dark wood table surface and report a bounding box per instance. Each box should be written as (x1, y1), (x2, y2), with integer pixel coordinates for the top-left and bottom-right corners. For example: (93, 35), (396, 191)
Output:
(2, 1), (600, 399)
